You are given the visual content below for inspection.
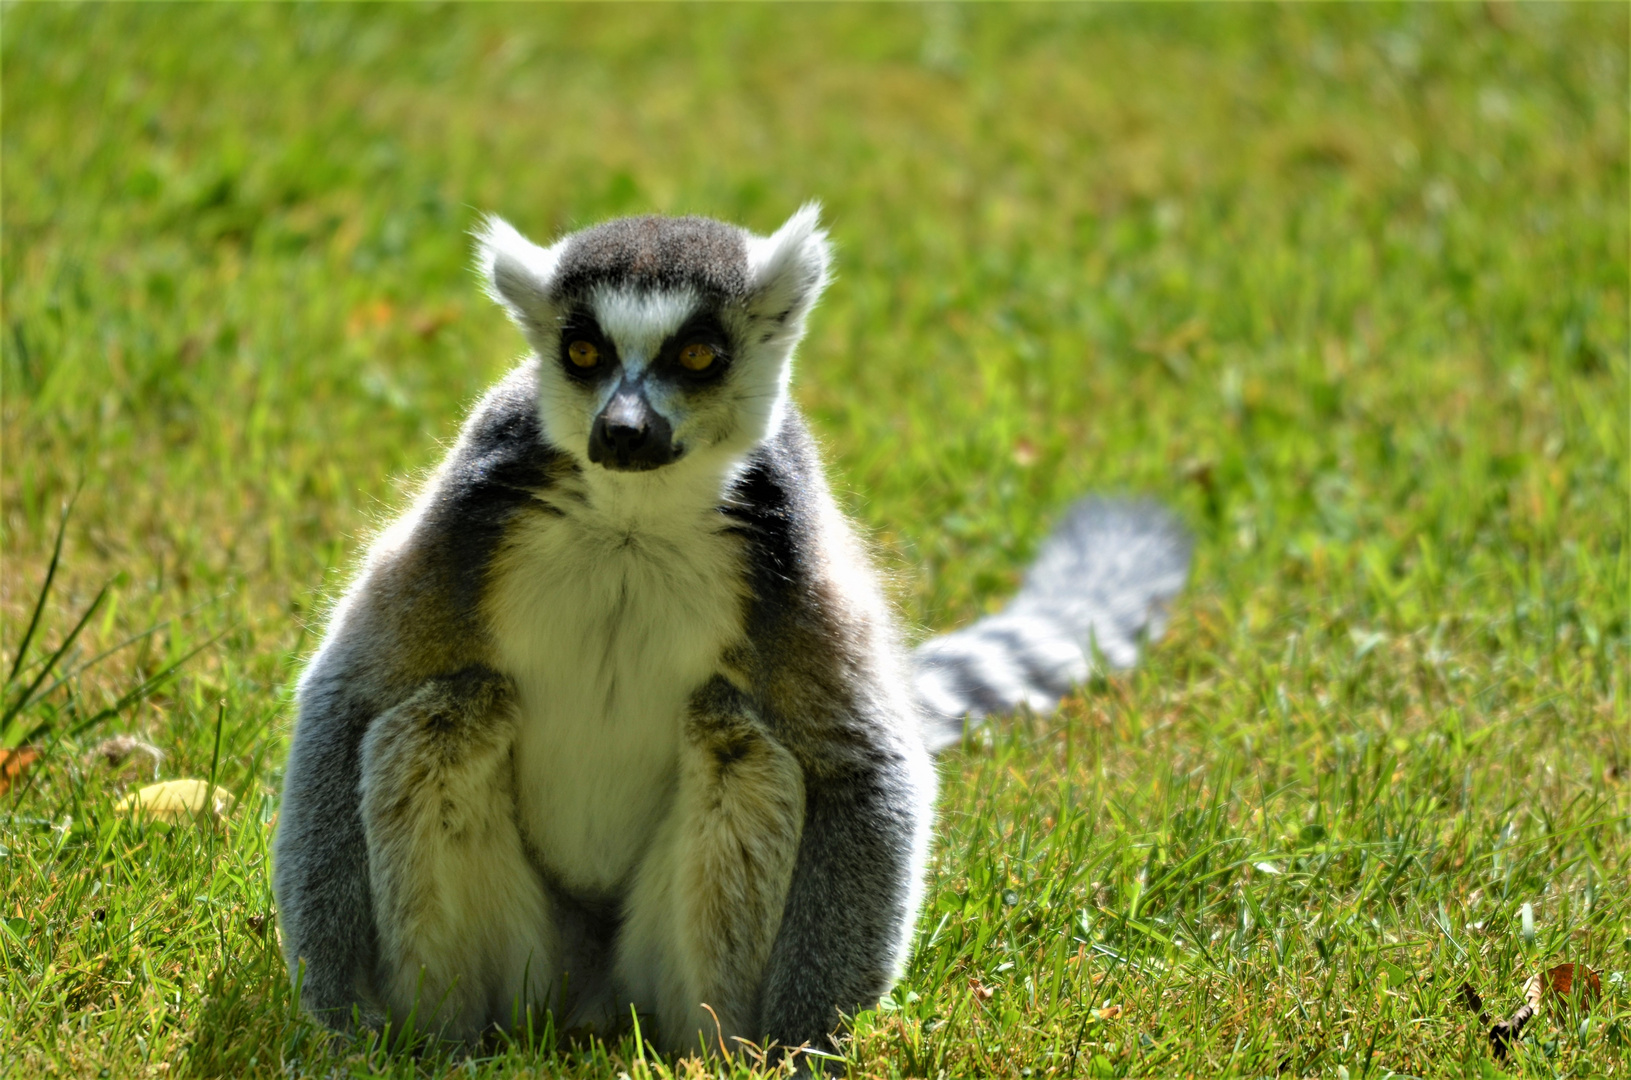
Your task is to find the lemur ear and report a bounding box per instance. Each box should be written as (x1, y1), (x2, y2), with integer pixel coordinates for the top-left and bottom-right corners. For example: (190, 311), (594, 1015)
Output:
(475, 215), (563, 346)
(743, 203), (832, 336)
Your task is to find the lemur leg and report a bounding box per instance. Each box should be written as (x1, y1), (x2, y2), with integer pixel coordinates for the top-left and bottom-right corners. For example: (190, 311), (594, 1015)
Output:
(358, 669), (559, 1041)
(615, 676), (805, 1054)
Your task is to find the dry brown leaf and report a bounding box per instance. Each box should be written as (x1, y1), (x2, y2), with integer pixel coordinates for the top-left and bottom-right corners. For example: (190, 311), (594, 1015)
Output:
(114, 779), (235, 823)
(1490, 962), (1603, 1058)
(1539, 963), (1602, 1006)
(0, 746), (40, 796)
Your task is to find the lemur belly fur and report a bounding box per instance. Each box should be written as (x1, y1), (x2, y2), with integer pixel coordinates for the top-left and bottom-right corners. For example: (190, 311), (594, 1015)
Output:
(486, 471), (749, 896)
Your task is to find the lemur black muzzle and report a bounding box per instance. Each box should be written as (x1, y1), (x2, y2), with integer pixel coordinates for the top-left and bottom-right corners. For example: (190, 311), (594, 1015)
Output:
(589, 385), (678, 471)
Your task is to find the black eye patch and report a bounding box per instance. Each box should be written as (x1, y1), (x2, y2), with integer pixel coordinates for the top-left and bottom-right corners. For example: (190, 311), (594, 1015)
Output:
(557, 311), (617, 382)
(655, 312), (732, 385)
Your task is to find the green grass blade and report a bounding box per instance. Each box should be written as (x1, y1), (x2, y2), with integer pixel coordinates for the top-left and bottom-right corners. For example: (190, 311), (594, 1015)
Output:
(3, 497), (73, 687)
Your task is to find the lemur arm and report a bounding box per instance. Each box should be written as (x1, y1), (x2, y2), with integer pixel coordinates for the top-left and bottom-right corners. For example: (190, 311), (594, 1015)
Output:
(756, 748), (925, 1058)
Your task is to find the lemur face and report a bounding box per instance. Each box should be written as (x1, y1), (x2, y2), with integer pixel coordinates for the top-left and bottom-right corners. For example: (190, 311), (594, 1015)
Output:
(477, 208), (831, 476)
(552, 300), (733, 472)
(546, 291), (752, 474)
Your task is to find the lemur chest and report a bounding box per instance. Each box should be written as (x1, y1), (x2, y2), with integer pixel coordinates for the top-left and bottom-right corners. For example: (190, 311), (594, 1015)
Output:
(484, 504), (747, 895)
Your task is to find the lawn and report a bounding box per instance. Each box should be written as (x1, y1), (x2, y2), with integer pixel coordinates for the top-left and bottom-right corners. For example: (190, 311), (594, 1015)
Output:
(2, 4), (1627, 1077)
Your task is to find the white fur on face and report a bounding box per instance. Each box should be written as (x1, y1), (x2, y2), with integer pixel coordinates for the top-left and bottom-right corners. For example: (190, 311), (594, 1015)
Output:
(533, 285), (706, 473)
(589, 286), (698, 378)
(477, 206), (835, 499)
(534, 357), (599, 467)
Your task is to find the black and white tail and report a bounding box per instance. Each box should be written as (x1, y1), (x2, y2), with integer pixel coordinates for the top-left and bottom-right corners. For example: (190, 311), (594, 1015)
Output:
(913, 498), (1192, 752)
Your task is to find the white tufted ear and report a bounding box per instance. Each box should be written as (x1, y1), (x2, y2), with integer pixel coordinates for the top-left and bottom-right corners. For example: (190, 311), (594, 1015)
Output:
(474, 215), (564, 348)
(743, 203), (832, 331)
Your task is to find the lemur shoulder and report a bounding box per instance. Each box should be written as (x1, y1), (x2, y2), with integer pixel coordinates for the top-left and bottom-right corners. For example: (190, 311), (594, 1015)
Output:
(273, 207), (1190, 1061)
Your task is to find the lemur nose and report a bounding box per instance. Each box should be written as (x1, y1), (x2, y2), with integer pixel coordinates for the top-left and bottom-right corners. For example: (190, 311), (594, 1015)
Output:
(588, 386), (677, 470)
(601, 392), (649, 451)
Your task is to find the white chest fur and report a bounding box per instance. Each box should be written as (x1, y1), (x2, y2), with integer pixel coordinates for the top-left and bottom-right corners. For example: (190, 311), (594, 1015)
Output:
(484, 491), (746, 896)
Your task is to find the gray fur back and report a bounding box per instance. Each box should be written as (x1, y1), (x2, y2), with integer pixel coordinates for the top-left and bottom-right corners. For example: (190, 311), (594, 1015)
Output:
(913, 498), (1191, 751)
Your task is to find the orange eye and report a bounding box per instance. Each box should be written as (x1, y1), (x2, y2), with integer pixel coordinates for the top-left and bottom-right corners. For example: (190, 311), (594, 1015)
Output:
(678, 343), (717, 372)
(568, 340), (600, 368)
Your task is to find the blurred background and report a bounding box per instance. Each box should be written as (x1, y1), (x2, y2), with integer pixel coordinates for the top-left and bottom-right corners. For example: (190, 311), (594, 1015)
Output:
(5, 5), (1625, 656)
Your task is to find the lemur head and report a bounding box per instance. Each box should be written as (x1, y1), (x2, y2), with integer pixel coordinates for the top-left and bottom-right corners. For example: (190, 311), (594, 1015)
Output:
(477, 206), (831, 477)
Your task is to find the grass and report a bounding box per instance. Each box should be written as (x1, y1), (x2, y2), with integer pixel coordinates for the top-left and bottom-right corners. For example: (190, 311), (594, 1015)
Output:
(2, 3), (1627, 1077)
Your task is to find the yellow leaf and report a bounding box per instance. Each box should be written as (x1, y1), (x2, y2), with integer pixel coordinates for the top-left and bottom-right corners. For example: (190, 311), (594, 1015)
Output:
(115, 779), (234, 823)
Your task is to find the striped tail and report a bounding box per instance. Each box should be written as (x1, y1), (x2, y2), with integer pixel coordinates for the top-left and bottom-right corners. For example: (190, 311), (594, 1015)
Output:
(913, 497), (1192, 752)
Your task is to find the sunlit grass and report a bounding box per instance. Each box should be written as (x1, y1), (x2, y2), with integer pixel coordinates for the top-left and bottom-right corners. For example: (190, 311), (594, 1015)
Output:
(2, 4), (1627, 1077)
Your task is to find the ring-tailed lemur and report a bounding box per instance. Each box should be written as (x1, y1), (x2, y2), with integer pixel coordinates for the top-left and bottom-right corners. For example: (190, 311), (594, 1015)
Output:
(272, 206), (1189, 1061)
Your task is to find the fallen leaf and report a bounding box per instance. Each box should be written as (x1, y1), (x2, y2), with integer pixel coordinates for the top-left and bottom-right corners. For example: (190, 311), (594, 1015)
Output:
(1489, 963), (1603, 1058)
(0, 746), (39, 796)
(114, 779), (235, 823)
(1539, 963), (1601, 1007)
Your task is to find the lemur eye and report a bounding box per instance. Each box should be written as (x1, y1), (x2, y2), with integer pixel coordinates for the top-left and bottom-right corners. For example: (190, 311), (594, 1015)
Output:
(678, 343), (717, 372)
(568, 341), (601, 369)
